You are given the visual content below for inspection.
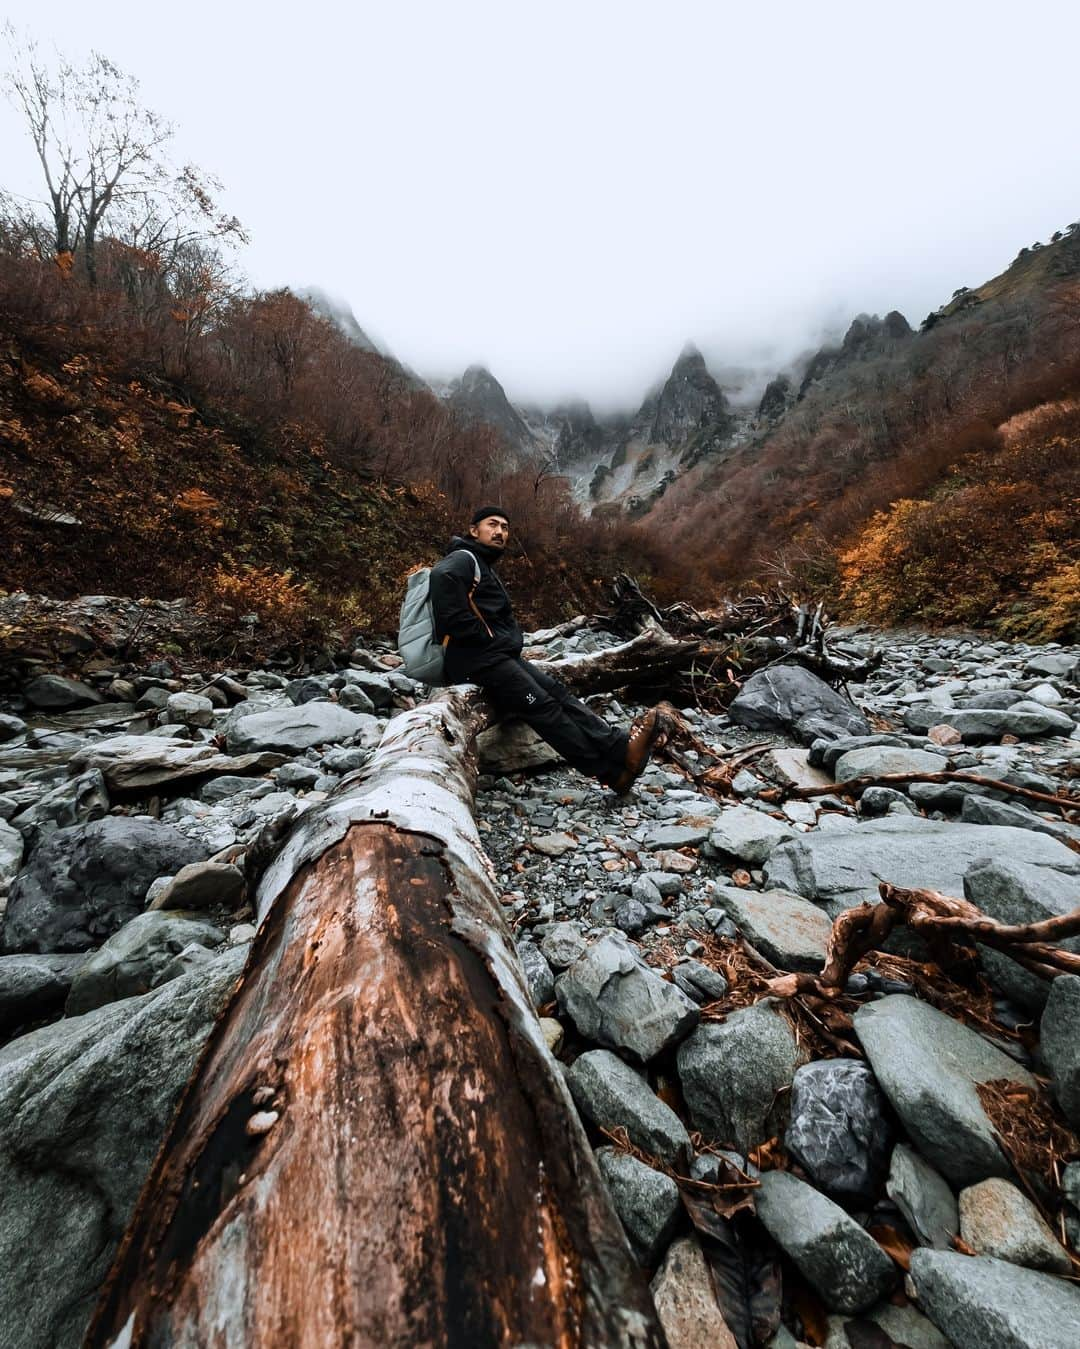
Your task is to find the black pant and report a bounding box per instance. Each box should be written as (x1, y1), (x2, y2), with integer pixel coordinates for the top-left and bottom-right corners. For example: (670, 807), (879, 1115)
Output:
(449, 653), (628, 785)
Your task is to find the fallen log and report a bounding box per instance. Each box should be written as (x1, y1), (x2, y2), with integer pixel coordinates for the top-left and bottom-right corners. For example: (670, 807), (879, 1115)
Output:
(87, 636), (677, 1348)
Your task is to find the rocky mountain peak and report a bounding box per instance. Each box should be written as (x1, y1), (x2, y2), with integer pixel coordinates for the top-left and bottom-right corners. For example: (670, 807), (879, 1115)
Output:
(648, 343), (733, 446)
(447, 365), (536, 454)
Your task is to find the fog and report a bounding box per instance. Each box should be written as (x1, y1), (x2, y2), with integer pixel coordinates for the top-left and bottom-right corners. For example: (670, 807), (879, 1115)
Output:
(3, 0), (1078, 412)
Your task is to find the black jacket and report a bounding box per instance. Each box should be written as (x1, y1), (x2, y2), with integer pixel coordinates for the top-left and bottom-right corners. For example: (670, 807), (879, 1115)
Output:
(429, 535), (523, 670)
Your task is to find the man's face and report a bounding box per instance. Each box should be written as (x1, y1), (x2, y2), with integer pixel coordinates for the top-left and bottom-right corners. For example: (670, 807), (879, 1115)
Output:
(470, 515), (509, 549)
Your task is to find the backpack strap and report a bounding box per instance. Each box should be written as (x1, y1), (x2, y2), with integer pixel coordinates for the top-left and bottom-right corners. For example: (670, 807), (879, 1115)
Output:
(455, 549), (491, 637)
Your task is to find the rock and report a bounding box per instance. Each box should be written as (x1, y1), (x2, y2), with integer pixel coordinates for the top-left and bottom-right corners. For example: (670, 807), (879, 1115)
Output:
(909, 1249), (1080, 1348)
(959, 1177), (1071, 1274)
(712, 885), (832, 972)
(539, 1016), (563, 1053)
(886, 1143), (958, 1249)
(0, 817), (23, 892)
(832, 746), (945, 781)
(284, 677), (328, 705)
(764, 817), (1079, 920)
(858, 785), (917, 817)
(812, 734), (911, 773)
(0, 953), (85, 1032)
(595, 1148), (681, 1266)
(670, 958), (728, 1004)
(556, 933), (699, 1063)
(1, 816), (208, 954)
(650, 1236), (738, 1349)
(22, 674), (105, 709)
(478, 720), (562, 772)
(274, 762), (322, 788)
(643, 824), (711, 851)
(1028, 682), (1064, 705)
(338, 670), (393, 708)
(337, 682), (376, 713)
(785, 1059), (891, 1205)
(226, 703), (380, 754)
(566, 1049), (690, 1163)
(960, 794), (1080, 846)
(66, 911), (226, 1014)
(1040, 975), (1080, 1129)
(761, 746), (834, 790)
(676, 1000), (797, 1150)
(1063, 1162), (1080, 1250)
(201, 774), (271, 802)
(928, 723), (963, 746)
(832, 1304), (950, 1349)
(518, 941), (555, 1008)
(0, 947), (245, 1349)
(9, 768), (110, 849)
(540, 922), (587, 969)
(70, 735), (283, 790)
(146, 860), (246, 912)
(531, 831), (578, 858)
(754, 1170), (895, 1315)
(0, 713), (27, 742)
(965, 858), (1080, 1012)
(1025, 652), (1077, 679)
(728, 666), (871, 744)
(706, 805), (795, 865)
(164, 691), (215, 728)
(853, 995), (1036, 1186)
(938, 703), (1076, 743)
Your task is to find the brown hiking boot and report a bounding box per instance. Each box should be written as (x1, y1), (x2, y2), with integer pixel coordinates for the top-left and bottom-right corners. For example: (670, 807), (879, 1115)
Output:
(610, 707), (667, 795)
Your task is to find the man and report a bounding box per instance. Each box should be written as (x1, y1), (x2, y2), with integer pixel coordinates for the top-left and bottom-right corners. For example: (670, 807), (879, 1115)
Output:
(428, 506), (665, 793)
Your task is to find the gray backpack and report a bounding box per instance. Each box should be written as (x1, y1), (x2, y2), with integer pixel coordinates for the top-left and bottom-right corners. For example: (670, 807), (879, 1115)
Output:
(397, 550), (482, 685)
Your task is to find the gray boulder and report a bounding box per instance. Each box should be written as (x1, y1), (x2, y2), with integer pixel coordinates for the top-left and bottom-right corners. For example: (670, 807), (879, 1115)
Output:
(595, 1148), (681, 1265)
(556, 933), (699, 1063)
(0, 817), (23, 893)
(9, 768), (110, 850)
(676, 1000), (797, 1150)
(651, 1236), (739, 1347)
(938, 702), (1075, 743)
(728, 665), (870, 744)
(960, 794), (1080, 846)
(854, 995), (1035, 1186)
(1, 816), (208, 954)
(0, 713), (27, 742)
(540, 922), (588, 971)
(70, 735), (282, 791)
(764, 816), (1080, 919)
(886, 1143), (958, 1249)
(706, 805), (795, 865)
(164, 691), (215, 728)
(146, 860), (246, 912)
(909, 1249), (1080, 1348)
(784, 1058), (891, 1205)
(566, 1049), (690, 1164)
(965, 858), (1080, 1012)
(478, 721), (562, 772)
(833, 745), (945, 782)
(0, 953), (85, 1032)
(1025, 652), (1078, 679)
(66, 911), (226, 1014)
(754, 1170), (895, 1315)
(226, 703), (380, 754)
(1040, 975), (1080, 1129)
(339, 670), (394, 709)
(22, 674), (105, 709)
(712, 885), (832, 972)
(0, 947), (245, 1349)
(959, 1177), (1071, 1274)
(517, 941), (555, 1009)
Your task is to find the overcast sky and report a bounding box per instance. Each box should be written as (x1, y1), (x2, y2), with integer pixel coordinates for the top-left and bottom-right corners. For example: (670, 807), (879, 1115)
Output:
(2, 1), (1078, 410)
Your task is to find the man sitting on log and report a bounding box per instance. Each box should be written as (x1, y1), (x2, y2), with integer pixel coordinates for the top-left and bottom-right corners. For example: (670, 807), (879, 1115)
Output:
(429, 506), (665, 793)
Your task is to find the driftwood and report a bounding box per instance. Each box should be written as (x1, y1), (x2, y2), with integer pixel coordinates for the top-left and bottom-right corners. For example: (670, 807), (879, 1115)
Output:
(765, 882), (1080, 1002)
(86, 635), (677, 1348)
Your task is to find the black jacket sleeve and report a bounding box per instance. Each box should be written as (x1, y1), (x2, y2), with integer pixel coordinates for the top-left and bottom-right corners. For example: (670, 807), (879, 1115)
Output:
(429, 553), (491, 646)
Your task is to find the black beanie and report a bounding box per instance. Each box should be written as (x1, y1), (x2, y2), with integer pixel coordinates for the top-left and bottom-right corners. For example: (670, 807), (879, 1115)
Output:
(470, 505), (509, 525)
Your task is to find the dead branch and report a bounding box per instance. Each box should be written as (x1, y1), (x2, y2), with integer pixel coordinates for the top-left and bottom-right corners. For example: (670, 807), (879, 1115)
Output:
(789, 770), (1079, 817)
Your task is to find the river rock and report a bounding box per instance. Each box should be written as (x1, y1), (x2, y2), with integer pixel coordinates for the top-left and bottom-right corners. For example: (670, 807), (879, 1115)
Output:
(595, 1148), (682, 1265)
(146, 860), (246, 912)
(70, 735), (283, 790)
(164, 691), (215, 728)
(754, 1170), (896, 1315)
(1040, 975), (1080, 1129)
(712, 885), (832, 972)
(22, 674), (105, 710)
(959, 1177), (1071, 1274)
(66, 911), (226, 1014)
(960, 794), (1080, 846)
(706, 805), (795, 865)
(566, 1049), (690, 1163)
(517, 941), (555, 1008)
(0, 817), (23, 892)
(0, 946), (245, 1349)
(0, 713), (27, 742)
(937, 702), (1076, 743)
(478, 721), (562, 772)
(650, 1236), (738, 1349)
(785, 1058), (891, 1205)
(676, 999), (797, 1150)
(226, 703), (380, 754)
(728, 665), (870, 744)
(886, 1143), (958, 1249)
(853, 994), (1036, 1186)
(9, 768), (110, 849)
(0, 953), (85, 1032)
(556, 933), (699, 1063)
(908, 1249), (1080, 1348)
(832, 745), (945, 782)
(764, 817), (1080, 919)
(1, 816), (208, 954)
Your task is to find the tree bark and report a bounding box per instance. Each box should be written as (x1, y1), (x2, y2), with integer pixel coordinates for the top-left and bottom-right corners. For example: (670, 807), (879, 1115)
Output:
(87, 636), (681, 1348)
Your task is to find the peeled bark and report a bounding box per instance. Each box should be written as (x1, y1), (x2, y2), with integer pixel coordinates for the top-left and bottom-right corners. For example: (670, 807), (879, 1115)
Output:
(87, 638), (675, 1348)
